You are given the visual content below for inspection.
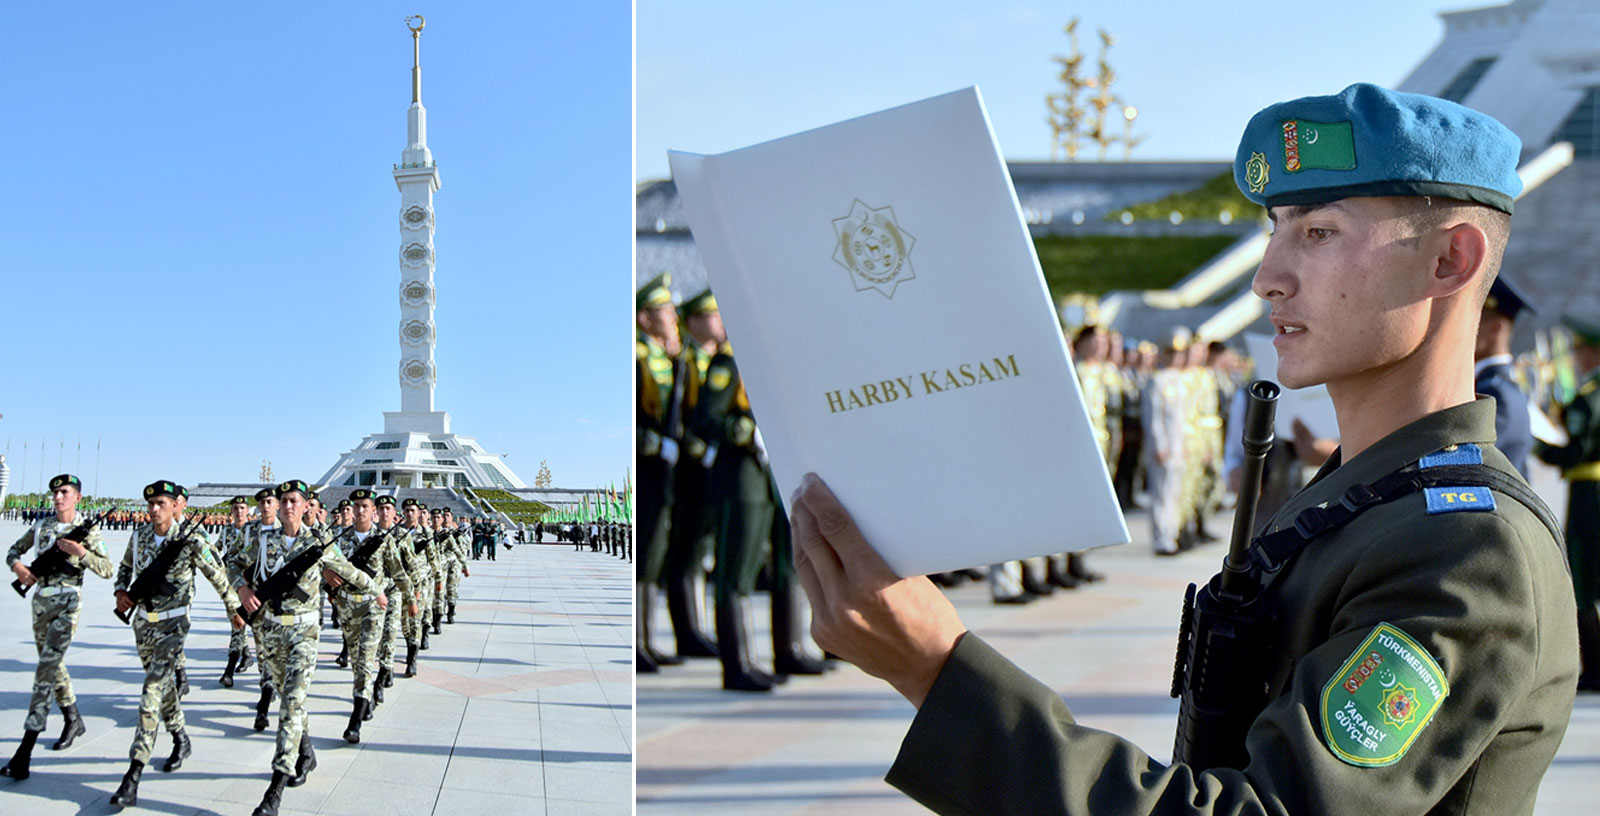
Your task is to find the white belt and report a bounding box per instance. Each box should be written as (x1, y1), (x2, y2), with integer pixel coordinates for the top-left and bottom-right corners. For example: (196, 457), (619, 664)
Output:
(268, 610), (319, 627)
(144, 606), (188, 623)
(37, 586), (79, 597)
(345, 593), (377, 603)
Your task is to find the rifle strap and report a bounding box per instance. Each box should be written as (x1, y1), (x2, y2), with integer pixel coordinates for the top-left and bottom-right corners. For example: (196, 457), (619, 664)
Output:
(1249, 449), (1563, 578)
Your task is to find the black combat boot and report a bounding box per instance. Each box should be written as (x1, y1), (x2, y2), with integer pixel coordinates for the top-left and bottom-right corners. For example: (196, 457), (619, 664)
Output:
(219, 650), (238, 688)
(362, 695), (374, 721)
(251, 770), (289, 816)
(288, 734), (316, 787)
(666, 571), (719, 659)
(1046, 556), (1082, 590)
(1020, 559), (1054, 596)
(343, 699), (367, 744)
(638, 583), (682, 668)
(162, 728), (191, 772)
(381, 665), (394, 688)
(1066, 553), (1105, 583)
(771, 581), (826, 676)
(403, 642), (418, 678)
(109, 760), (143, 807)
(432, 610), (442, 634)
(0, 729), (40, 780)
(237, 647), (254, 673)
(254, 687), (274, 732)
(53, 702), (86, 750)
(716, 600), (774, 692)
(447, 602), (456, 624)
(420, 628), (430, 651)
(175, 665), (189, 696)
(335, 643), (349, 668)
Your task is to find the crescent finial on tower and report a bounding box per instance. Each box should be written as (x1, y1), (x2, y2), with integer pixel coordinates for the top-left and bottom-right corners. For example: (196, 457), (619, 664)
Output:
(407, 15), (425, 104)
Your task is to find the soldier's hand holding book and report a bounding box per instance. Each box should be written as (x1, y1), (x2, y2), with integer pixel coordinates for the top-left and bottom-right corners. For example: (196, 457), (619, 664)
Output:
(790, 473), (967, 708)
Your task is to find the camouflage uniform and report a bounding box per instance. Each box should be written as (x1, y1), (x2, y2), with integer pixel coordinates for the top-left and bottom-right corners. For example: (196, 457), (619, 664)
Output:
(442, 524), (468, 612)
(376, 522), (415, 672)
(401, 522), (438, 645)
(114, 523), (240, 765)
(228, 523), (377, 775)
(7, 517), (113, 733)
(330, 525), (411, 701)
(215, 522), (252, 660)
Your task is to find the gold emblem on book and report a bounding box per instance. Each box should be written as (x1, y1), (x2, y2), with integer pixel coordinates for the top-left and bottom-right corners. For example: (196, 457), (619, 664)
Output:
(831, 199), (916, 298)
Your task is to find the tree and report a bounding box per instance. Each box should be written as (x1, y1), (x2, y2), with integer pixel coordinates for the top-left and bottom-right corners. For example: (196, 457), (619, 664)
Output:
(259, 460), (274, 482)
(535, 459), (553, 488)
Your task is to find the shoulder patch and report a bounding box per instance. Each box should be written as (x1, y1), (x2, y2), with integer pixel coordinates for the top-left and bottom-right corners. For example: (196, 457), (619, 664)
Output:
(1418, 443), (1482, 468)
(1320, 622), (1449, 767)
(1423, 486), (1495, 514)
(708, 367), (732, 391)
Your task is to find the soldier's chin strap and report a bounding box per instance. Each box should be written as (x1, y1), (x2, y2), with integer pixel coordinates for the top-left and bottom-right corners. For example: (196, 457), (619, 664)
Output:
(1248, 463), (1565, 576)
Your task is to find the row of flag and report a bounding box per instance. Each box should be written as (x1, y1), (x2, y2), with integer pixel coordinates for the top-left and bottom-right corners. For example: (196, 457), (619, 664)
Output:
(540, 473), (633, 523)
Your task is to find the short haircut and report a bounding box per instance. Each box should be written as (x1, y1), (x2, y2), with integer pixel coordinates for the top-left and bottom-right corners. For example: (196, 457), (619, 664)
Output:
(1391, 196), (1511, 302)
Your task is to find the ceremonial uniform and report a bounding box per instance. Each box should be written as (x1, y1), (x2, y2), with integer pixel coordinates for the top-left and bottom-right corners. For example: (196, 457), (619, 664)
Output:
(1534, 361), (1600, 688)
(688, 344), (781, 690)
(889, 401), (1578, 815)
(637, 273), (683, 671)
(375, 517), (415, 684)
(4, 490), (112, 769)
(1143, 353), (1189, 554)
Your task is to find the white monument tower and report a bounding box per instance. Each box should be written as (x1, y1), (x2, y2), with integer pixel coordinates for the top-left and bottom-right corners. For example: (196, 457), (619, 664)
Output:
(318, 16), (526, 492)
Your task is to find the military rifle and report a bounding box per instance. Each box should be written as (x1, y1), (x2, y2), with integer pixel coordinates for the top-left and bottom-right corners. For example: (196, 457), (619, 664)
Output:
(115, 512), (203, 624)
(346, 526), (394, 578)
(12, 508), (115, 597)
(244, 529), (338, 625)
(1170, 379), (1279, 773)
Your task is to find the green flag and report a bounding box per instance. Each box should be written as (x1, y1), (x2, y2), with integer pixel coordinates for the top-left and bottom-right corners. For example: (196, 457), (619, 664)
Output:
(1282, 119), (1356, 173)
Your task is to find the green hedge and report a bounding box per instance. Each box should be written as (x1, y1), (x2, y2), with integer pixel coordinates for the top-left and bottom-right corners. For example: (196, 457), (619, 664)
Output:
(1033, 234), (1240, 296)
(1106, 171), (1261, 223)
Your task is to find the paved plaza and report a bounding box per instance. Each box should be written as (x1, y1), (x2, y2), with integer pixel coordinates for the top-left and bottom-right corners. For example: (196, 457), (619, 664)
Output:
(0, 521), (631, 815)
(639, 464), (1600, 814)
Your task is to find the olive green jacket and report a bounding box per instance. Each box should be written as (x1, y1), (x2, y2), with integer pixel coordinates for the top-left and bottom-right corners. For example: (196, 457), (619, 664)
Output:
(888, 399), (1578, 815)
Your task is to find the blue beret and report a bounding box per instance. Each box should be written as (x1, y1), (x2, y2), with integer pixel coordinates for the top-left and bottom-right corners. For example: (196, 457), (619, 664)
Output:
(1235, 83), (1522, 214)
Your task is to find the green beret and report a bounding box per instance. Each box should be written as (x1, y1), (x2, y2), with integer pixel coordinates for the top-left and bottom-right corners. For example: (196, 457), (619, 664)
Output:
(276, 479), (311, 498)
(1563, 315), (1600, 348)
(1235, 83), (1522, 214)
(401, 498), (420, 509)
(254, 488), (274, 502)
(230, 495), (250, 506)
(637, 272), (674, 311)
(682, 289), (718, 316)
(307, 490), (321, 502)
(336, 499), (353, 509)
(48, 474), (81, 491)
(350, 489), (378, 502)
(375, 495), (396, 507)
(143, 481), (181, 500)
(429, 507), (443, 516)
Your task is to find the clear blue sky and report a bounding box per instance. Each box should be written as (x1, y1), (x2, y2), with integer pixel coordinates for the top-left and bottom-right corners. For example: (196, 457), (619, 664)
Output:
(638, 0), (1470, 180)
(3, 2), (631, 500)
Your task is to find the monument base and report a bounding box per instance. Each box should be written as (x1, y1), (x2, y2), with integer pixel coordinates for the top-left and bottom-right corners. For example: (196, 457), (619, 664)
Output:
(384, 411), (451, 435)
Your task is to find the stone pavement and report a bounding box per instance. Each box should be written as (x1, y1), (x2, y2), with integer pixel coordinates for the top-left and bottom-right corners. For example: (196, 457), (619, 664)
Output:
(638, 464), (1599, 814)
(0, 521), (631, 815)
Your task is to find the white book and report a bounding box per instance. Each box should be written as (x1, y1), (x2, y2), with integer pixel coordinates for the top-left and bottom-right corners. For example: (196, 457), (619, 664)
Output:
(667, 87), (1128, 577)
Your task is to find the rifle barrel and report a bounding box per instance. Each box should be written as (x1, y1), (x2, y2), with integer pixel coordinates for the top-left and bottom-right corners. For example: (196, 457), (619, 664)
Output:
(1220, 380), (1280, 596)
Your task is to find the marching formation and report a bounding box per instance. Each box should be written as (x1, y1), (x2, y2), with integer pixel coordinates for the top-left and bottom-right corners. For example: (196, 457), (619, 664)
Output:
(1, 475), (477, 815)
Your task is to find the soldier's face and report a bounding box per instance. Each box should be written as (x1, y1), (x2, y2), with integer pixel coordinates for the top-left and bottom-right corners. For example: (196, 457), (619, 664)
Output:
(405, 507), (421, 526)
(256, 497), (278, 524)
(687, 311), (725, 346)
(147, 496), (177, 527)
(639, 305), (680, 347)
(340, 507), (354, 525)
(1254, 197), (1447, 391)
(52, 485), (80, 516)
(280, 493), (308, 526)
(377, 504), (398, 526)
(231, 504), (249, 525)
(353, 499), (375, 529)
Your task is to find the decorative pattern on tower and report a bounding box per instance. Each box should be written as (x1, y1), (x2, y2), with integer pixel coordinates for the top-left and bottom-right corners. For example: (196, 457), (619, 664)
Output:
(394, 13), (441, 415)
